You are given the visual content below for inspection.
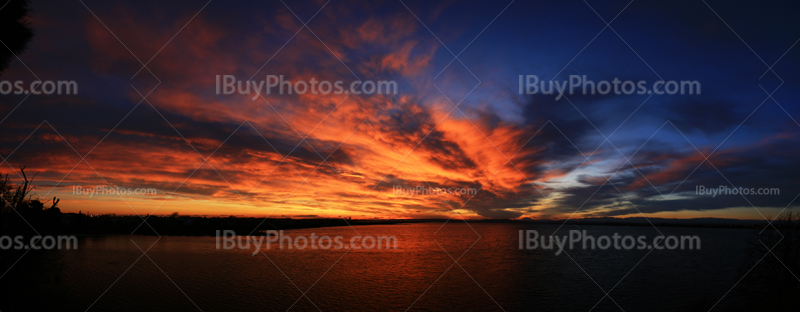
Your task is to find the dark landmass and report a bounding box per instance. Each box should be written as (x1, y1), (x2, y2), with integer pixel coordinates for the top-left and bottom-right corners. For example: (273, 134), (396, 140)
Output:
(5, 199), (767, 236)
(8, 209), (775, 237)
(471, 217), (771, 229)
(10, 212), (412, 236)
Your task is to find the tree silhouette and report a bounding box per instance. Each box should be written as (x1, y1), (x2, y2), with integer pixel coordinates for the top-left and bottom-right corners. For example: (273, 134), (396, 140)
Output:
(739, 211), (800, 310)
(0, 168), (63, 311)
(0, 0), (34, 74)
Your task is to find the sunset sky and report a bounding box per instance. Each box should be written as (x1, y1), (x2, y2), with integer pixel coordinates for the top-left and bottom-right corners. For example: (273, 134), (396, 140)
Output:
(1, 0), (798, 220)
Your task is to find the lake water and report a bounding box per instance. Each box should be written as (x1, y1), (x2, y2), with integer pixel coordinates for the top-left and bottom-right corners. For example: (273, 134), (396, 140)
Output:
(41, 223), (755, 311)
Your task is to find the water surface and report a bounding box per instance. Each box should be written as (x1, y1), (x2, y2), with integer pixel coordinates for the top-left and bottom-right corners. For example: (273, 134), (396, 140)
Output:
(51, 223), (753, 311)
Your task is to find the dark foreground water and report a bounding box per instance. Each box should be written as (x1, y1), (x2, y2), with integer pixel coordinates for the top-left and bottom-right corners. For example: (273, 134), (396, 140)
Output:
(18, 223), (757, 311)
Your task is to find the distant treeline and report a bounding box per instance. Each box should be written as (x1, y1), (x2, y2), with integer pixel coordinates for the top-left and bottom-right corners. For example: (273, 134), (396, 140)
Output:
(33, 213), (407, 236)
